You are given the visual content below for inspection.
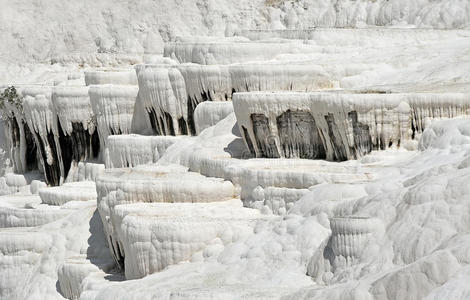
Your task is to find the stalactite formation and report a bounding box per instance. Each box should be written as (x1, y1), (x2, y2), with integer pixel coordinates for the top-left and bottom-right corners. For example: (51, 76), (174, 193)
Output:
(6, 116), (38, 172)
(134, 63), (332, 136)
(329, 216), (382, 263)
(22, 94), (64, 186)
(233, 92), (470, 161)
(53, 86), (101, 179)
(105, 134), (180, 168)
(2, 23), (470, 300)
(348, 111), (373, 157)
(57, 122), (100, 179)
(250, 113), (280, 158)
(32, 130), (62, 186)
(276, 110), (326, 159)
(324, 113), (349, 161)
(89, 84), (139, 151)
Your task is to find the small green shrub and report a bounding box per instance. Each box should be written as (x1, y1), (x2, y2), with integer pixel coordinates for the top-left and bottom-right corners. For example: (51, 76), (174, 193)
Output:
(0, 86), (23, 119)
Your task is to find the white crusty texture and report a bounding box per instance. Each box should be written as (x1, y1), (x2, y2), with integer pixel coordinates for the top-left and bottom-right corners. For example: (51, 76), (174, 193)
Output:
(96, 165), (236, 219)
(2, 14), (470, 300)
(22, 94), (65, 185)
(52, 86), (95, 135)
(178, 64), (232, 103)
(0, 195), (72, 227)
(226, 158), (374, 209)
(329, 217), (385, 262)
(252, 186), (310, 215)
(84, 70), (138, 86)
(64, 162), (105, 183)
(2, 0), (470, 82)
(240, 28), (470, 45)
(23, 94), (58, 143)
(89, 84), (139, 150)
(96, 165), (236, 209)
(136, 66), (188, 135)
(179, 63), (333, 103)
(0, 207), (114, 300)
(105, 134), (182, 168)
(135, 63), (333, 135)
(3, 87), (50, 174)
(58, 255), (118, 300)
(0, 88), (28, 174)
(29, 180), (47, 194)
(2, 112), (470, 300)
(39, 181), (97, 206)
(113, 200), (271, 279)
(165, 41), (324, 65)
(0, 230), (53, 299)
(5, 85), (98, 184)
(84, 212), (330, 300)
(418, 117), (470, 150)
(194, 101), (234, 135)
(95, 164), (236, 267)
(307, 216), (389, 285)
(5, 173), (29, 189)
(17, 85), (53, 100)
(233, 92), (470, 160)
(2, 173), (43, 195)
(158, 113), (248, 179)
(285, 118), (470, 298)
(2, 115), (28, 173)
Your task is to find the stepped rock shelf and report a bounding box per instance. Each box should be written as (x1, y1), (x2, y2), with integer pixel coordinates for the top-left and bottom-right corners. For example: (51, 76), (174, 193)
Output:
(134, 63), (333, 136)
(233, 92), (470, 160)
(225, 158), (375, 213)
(112, 201), (274, 279)
(95, 165), (237, 269)
(1, 24), (470, 300)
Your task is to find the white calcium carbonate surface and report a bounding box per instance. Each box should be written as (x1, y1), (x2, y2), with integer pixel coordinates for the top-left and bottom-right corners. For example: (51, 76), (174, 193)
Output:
(1, 3), (470, 298)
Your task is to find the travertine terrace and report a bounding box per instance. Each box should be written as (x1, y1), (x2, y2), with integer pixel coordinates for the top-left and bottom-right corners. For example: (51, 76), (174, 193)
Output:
(1, 1), (470, 299)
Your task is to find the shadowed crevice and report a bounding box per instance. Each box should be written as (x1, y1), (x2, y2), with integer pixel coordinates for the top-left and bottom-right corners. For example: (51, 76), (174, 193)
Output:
(250, 113), (280, 158)
(276, 109), (326, 159)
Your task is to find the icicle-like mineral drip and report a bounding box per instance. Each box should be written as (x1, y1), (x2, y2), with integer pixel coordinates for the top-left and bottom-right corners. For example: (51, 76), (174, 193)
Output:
(105, 134), (181, 168)
(137, 66), (189, 135)
(229, 64), (332, 93)
(2, 85), (53, 173)
(134, 62), (333, 136)
(23, 94), (63, 185)
(88, 84), (139, 151)
(330, 217), (380, 262)
(52, 86), (94, 135)
(2, 106), (36, 173)
(233, 92), (470, 161)
(52, 86), (100, 178)
(176, 63), (331, 104)
(307, 215), (387, 285)
(407, 93), (470, 137)
(177, 64), (232, 103)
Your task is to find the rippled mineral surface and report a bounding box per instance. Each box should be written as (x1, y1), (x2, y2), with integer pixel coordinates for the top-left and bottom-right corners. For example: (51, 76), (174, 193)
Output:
(1, 1), (470, 299)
